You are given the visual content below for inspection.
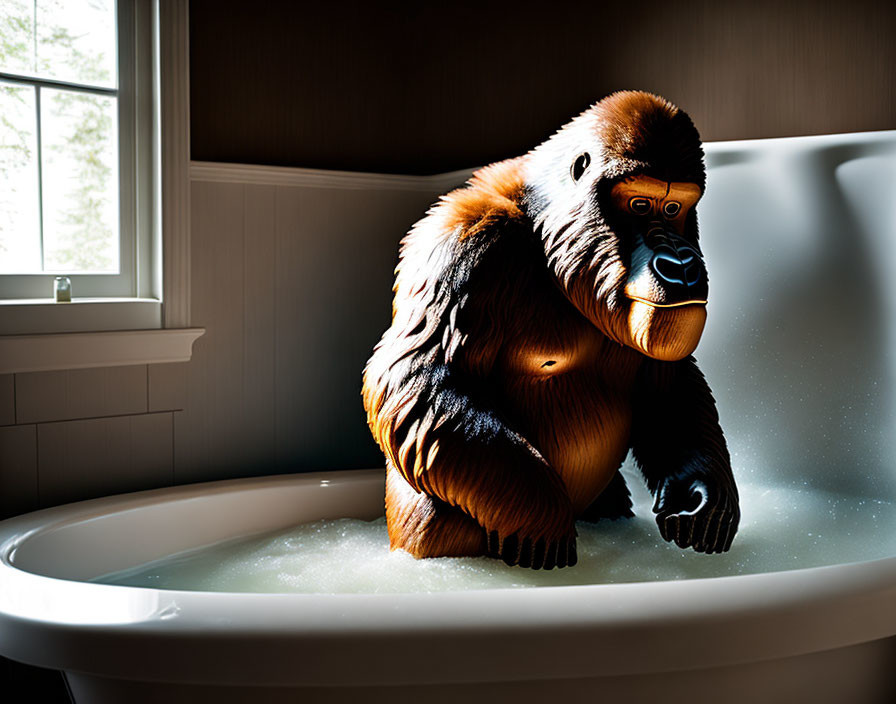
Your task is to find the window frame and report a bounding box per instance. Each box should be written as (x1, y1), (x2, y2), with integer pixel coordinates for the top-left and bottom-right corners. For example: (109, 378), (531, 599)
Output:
(0, 0), (184, 335)
(0, 0), (151, 298)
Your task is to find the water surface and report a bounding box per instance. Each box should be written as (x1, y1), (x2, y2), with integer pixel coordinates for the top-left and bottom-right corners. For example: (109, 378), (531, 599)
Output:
(94, 480), (896, 594)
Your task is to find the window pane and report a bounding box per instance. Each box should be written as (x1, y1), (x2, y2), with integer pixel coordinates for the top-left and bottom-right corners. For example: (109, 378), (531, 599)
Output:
(0, 0), (116, 88)
(36, 0), (116, 88)
(41, 87), (118, 273)
(0, 0), (36, 77)
(0, 81), (40, 274)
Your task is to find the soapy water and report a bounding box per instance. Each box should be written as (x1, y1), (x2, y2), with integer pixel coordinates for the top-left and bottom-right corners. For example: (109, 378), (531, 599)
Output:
(95, 479), (896, 594)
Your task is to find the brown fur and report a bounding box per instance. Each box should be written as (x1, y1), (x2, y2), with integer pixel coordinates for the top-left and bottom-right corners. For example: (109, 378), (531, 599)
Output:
(363, 91), (739, 569)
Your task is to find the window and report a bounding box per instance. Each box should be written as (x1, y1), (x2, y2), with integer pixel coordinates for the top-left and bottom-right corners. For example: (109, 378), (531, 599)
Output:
(0, 0), (154, 302)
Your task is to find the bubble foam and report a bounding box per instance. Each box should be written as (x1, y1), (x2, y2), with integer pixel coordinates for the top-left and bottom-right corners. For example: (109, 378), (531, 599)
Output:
(95, 482), (896, 594)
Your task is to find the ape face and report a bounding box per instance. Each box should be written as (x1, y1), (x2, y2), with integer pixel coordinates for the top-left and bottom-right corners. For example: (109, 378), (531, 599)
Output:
(524, 91), (708, 361)
(608, 174), (708, 360)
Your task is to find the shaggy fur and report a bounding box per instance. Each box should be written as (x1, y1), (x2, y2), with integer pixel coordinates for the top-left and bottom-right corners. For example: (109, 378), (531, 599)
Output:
(363, 91), (739, 569)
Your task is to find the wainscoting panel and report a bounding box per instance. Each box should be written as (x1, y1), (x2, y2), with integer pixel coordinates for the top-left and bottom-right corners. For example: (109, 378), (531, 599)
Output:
(15, 366), (148, 424)
(36, 413), (174, 507)
(178, 166), (465, 483)
(0, 375), (13, 426)
(148, 362), (189, 413)
(241, 184), (277, 472)
(176, 180), (246, 483)
(0, 425), (37, 518)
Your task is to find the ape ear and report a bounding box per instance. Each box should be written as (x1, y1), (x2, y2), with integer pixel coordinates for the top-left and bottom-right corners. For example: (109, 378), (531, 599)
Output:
(571, 152), (591, 182)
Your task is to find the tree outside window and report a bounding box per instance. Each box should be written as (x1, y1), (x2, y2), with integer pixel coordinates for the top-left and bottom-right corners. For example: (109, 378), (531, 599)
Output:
(0, 0), (118, 276)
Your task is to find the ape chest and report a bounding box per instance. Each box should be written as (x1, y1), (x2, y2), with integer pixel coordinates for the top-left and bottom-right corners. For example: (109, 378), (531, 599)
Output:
(494, 324), (641, 512)
(497, 313), (606, 379)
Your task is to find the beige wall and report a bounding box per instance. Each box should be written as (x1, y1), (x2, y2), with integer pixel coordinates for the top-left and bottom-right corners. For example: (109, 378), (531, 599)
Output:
(190, 0), (896, 173)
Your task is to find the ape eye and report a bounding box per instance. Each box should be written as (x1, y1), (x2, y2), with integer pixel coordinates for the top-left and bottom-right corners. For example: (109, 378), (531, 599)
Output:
(629, 197), (651, 215)
(571, 152), (591, 182)
(663, 201), (681, 217)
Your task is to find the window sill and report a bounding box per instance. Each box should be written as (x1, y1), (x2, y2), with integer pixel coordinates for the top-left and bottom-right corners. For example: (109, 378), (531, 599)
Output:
(0, 327), (205, 374)
(0, 298), (162, 335)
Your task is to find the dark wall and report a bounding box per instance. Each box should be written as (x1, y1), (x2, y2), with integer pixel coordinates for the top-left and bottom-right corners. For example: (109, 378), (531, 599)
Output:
(190, 0), (896, 174)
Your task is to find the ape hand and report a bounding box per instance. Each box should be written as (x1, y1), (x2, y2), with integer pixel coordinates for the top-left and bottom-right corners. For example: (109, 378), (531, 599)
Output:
(653, 473), (739, 554)
(474, 467), (577, 570)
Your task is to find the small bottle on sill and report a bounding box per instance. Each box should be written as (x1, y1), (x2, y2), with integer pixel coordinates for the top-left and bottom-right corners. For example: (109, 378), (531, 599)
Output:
(54, 276), (72, 303)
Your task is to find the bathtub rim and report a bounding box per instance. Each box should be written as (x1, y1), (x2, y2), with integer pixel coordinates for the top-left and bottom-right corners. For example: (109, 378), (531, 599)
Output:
(0, 468), (894, 688)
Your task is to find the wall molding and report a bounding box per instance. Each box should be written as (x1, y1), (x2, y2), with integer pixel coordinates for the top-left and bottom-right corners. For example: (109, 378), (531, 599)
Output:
(0, 328), (205, 374)
(190, 161), (475, 193)
(190, 130), (896, 192)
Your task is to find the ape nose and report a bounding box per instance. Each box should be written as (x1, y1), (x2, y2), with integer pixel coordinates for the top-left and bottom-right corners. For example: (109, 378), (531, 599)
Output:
(650, 248), (702, 288)
(626, 225), (708, 307)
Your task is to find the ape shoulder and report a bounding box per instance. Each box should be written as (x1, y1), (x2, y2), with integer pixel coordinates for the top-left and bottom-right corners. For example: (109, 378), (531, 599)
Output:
(390, 157), (534, 342)
(438, 157), (529, 239)
(366, 158), (533, 411)
(363, 159), (535, 479)
(396, 157), (529, 273)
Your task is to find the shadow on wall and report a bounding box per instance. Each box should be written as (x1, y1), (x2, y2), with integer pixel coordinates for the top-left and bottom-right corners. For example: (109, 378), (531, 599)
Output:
(698, 140), (896, 497)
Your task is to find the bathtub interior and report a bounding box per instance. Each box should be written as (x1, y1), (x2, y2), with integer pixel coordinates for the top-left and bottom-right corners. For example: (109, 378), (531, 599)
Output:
(697, 133), (896, 499)
(6, 473), (386, 583)
(3, 463), (896, 596)
(90, 475), (896, 593)
(3, 131), (896, 593)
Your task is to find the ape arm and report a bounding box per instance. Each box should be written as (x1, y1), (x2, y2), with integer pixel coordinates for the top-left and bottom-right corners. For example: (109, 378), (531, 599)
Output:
(630, 356), (739, 553)
(363, 203), (576, 568)
(390, 362), (576, 568)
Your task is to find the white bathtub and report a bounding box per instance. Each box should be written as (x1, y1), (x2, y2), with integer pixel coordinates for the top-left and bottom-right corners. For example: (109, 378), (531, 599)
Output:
(1, 129), (895, 703)
(0, 470), (894, 703)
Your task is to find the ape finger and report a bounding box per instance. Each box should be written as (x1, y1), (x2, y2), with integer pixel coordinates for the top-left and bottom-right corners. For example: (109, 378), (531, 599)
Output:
(709, 509), (738, 553)
(708, 522), (727, 553)
(500, 534), (519, 566)
(674, 515), (695, 549)
(556, 538), (568, 568)
(722, 517), (737, 552)
(661, 514), (680, 545)
(718, 513), (737, 553)
(693, 506), (719, 552)
(487, 530), (500, 558)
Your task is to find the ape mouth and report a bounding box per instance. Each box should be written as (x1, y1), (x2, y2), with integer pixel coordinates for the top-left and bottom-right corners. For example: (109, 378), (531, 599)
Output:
(625, 294), (707, 309)
(625, 297), (707, 361)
